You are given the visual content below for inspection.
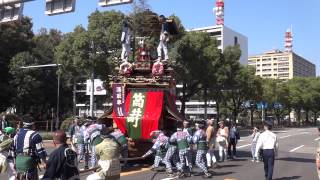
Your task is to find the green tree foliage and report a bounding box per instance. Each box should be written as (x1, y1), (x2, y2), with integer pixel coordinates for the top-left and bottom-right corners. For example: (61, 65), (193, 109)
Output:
(0, 18), (34, 111)
(171, 32), (218, 114)
(9, 29), (63, 118)
(224, 65), (263, 122)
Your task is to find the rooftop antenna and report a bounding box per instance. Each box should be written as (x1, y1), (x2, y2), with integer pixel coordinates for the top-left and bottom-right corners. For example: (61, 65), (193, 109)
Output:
(214, 0), (224, 25)
(285, 25), (293, 52)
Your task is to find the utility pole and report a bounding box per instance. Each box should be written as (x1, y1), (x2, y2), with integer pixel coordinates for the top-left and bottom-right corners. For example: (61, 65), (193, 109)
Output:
(89, 41), (95, 117)
(20, 63), (61, 130)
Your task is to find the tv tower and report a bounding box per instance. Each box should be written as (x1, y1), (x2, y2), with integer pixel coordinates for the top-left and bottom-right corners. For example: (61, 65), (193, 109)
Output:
(215, 0), (225, 25)
(285, 26), (293, 52)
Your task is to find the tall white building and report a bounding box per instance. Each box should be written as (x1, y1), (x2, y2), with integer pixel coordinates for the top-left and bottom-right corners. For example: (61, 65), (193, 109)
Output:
(188, 25), (248, 65)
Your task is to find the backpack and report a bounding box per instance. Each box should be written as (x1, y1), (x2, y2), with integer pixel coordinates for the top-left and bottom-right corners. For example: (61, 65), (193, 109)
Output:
(61, 148), (80, 180)
(236, 131), (240, 140)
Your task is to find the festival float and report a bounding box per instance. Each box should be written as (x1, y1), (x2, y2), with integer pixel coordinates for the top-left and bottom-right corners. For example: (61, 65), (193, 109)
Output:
(99, 12), (185, 158)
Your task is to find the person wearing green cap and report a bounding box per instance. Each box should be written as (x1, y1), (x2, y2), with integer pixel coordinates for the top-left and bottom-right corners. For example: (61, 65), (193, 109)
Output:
(0, 126), (16, 180)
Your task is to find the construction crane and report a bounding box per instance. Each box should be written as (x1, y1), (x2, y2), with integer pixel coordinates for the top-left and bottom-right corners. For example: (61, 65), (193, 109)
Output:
(0, 0), (133, 23)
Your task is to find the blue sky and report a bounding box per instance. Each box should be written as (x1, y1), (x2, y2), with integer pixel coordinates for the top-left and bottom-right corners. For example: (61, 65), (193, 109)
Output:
(24, 0), (319, 75)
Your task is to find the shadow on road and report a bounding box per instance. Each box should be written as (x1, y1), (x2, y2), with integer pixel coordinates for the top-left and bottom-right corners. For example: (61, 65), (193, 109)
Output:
(276, 157), (315, 163)
(210, 171), (234, 176)
(218, 164), (241, 168)
(273, 175), (301, 180)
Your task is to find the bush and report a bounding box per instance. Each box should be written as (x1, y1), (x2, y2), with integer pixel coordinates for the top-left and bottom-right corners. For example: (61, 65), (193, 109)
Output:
(40, 132), (53, 140)
(60, 117), (74, 131)
(60, 116), (86, 131)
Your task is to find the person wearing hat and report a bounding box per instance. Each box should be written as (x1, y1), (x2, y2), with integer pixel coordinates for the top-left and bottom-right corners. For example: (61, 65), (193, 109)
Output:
(216, 120), (229, 162)
(84, 117), (105, 168)
(142, 130), (168, 170)
(254, 120), (278, 180)
(170, 126), (193, 177)
(0, 126), (16, 180)
(163, 131), (180, 177)
(193, 122), (212, 178)
(109, 127), (129, 167)
(11, 115), (47, 180)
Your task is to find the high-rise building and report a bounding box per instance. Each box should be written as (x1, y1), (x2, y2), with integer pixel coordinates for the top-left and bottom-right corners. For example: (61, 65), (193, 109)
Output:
(248, 50), (316, 80)
(188, 25), (248, 65)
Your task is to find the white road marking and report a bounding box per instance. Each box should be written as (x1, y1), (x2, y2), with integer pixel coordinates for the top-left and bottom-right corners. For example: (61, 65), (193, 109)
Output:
(314, 137), (320, 141)
(274, 131), (287, 133)
(300, 132), (310, 134)
(279, 135), (293, 139)
(237, 143), (251, 149)
(161, 177), (178, 180)
(289, 145), (305, 152)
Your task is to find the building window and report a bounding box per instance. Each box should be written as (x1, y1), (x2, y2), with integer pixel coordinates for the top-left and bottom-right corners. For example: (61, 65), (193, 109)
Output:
(210, 31), (222, 36)
(234, 36), (238, 46)
(278, 68), (289, 72)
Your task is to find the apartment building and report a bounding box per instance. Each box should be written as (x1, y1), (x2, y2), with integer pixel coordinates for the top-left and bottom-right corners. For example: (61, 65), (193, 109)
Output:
(248, 50), (316, 80)
(188, 25), (248, 65)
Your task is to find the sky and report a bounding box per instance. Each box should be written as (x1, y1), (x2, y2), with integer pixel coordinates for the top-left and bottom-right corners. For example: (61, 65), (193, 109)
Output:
(23, 0), (320, 75)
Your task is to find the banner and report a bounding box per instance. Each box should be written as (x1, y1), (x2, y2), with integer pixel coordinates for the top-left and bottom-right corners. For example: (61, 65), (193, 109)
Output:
(126, 92), (147, 139)
(86, 79), (107, 96)
(112, 91), (164, 140)
(112, 84), (126, 117)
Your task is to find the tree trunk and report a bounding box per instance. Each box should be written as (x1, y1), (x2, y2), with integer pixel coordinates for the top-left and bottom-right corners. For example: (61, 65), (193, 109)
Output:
(305, 109), (309, 123)
(216, 100), (220, 122)
(250, 107), (254, 128)
(180, 82), (187, 116)
(288, 108), (291, 126)
(297, 109), (301, 126)
(314, 111), (318, 126)
(73, 79), (77, 116)
(204, 86), (208, 120)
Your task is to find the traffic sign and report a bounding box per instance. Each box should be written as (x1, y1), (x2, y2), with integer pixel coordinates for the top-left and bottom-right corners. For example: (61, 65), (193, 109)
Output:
(45, 0), (76, 16)
(98, 0), (133, 7)
(257, 101), (268, 110)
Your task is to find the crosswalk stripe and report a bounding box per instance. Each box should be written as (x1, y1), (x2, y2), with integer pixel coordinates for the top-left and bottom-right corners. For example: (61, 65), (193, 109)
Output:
(289, 145), (304, 152)
(314, 137), (320, 141)
(279, 135), (293, 139)
(237, 143), (251, 149)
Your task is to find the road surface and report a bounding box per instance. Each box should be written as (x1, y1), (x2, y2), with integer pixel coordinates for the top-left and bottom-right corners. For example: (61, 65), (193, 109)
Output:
(1, 127), (318, 180)
(117, 127), (318, 180)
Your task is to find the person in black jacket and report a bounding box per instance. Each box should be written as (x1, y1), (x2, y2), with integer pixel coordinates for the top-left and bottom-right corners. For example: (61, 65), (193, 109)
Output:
(42, 130), (80, 180)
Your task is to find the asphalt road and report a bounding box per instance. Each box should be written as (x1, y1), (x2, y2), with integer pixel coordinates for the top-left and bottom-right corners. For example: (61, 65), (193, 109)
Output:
(1, 127), (318, 180)
(117, 127), (319, 180)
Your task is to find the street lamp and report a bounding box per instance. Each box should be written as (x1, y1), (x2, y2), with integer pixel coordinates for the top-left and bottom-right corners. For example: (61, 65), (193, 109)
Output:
(20, 63), (62, 130)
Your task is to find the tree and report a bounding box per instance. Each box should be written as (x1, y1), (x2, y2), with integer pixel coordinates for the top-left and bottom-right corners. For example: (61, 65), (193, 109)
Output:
(223, 64), (263, 123)
(9, 29), (63, 119)
(0, 17), (34, 111)
(171, 32), (217, 115)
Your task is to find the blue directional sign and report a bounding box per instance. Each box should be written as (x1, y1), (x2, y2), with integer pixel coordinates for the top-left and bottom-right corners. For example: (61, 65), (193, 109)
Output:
(273, 102), (283, 109)
(257, 101), (268, 110)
